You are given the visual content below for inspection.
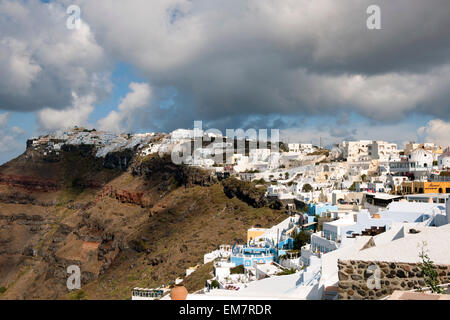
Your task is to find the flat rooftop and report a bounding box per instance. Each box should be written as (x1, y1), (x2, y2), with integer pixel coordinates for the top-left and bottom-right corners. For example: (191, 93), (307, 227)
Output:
(365, 193), (403, 200)
(348, 224), (450, 265)
(405, 193), (450, 199)
(326, 218), (356, 226)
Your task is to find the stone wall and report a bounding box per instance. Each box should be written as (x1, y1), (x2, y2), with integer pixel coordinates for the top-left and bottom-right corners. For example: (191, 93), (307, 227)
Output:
(338, 259), (450, 300)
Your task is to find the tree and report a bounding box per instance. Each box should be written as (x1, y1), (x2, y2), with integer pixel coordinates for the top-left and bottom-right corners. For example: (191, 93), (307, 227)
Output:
(361, 174), (367, 182)
(418, 242), (444, 294)
(293, 230), (311, 250)
(285, 172), (289, 179)
(302, 183), (313, 192)
(279, 142), (289, 153)
(210, 280), (220, 289)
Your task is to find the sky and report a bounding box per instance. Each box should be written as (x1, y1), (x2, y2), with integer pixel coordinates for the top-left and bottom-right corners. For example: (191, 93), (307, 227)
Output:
(1, 0), (450, 164)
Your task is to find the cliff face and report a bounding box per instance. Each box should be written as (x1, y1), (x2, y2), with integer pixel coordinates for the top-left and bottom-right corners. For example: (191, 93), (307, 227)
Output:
(0, 175), (59, 192)
(131, 154), (218, 187)
(98, 186), (145, 206)
(222, 177), (272, 208)
(0, 145), (284, 300)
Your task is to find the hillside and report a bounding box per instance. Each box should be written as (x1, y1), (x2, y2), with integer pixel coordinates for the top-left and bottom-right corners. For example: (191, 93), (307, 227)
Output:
(0, 140), (285, 300)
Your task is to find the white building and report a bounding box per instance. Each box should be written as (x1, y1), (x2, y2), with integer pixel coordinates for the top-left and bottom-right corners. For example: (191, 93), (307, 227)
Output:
(389, 148), (434, 177)
(204, 245), (232, 264)
(305, 200), (446, 260)
(300, 144), (314, 154)
(249, 149), (271, 163)
(310, 215), (356, 254)
(287, 143), (314, 155)
(288, 143), (300, 153)
(339, 140), (373, 163)
(370, 141), (398, 161)
(438, 148), (450, 169)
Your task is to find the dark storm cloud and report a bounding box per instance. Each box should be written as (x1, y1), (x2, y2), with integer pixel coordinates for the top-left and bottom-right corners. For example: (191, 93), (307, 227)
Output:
(2, 0), (450, 133)
(0, 0), (111, 113)
(78, 0), (450, 129)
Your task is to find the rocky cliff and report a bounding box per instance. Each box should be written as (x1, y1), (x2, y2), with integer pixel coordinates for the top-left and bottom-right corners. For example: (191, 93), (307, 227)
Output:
(0, 142), (284, 300)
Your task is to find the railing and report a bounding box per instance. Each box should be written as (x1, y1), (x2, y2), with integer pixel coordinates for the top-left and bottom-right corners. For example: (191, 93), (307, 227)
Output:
(271, 261), (288, 271)
(429, 175), (450, 182)
(296, 269), (322, 287)
(305, 270), (322, 286)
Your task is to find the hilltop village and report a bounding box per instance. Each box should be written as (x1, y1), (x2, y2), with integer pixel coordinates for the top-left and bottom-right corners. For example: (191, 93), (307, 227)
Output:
(26, 126), (450, 300)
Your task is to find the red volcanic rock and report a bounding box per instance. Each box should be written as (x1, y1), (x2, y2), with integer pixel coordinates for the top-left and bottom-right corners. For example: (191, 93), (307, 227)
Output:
(98, 186), (144, 206)
(0, 174), (59, 192)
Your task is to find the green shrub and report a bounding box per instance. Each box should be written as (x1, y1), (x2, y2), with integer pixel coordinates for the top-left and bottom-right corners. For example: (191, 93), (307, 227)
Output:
(276, 268), (296, 276)
(0, 287), (7, 294)
(302, 183), (313, 192)
(253, 178), (267, 185)
(418, 242), (444, 294)
(230, 265), (245, 274)
(292, 230), (311, 250)
(68, 289), (87, 300)
(210, 280), (220, 289)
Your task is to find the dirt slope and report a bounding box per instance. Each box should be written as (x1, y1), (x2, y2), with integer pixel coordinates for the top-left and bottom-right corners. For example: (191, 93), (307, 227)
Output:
(0, 145), (285, 299)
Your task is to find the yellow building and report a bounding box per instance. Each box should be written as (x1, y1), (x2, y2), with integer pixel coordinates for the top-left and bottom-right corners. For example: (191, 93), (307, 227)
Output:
(247, 228), (267, 242)
(402, 181), (450, 194)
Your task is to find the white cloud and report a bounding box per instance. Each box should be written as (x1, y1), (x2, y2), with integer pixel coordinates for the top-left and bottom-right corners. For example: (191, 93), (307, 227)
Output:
(281, 120), (430, 148)
(0, 112), (25, 154)
(37, 93), (96, 131)
(2, 0), (450, 135)
(0, 38), (42, 92)
(74, 0), (450, 129)
(418, 120), (450, 148)
(0, 0), (111, 112)
(98, 82), (152, 133)
(10, 126), (25, 135)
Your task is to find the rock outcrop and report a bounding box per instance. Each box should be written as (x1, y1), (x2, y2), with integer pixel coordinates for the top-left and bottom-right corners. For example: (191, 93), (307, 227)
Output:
(0, 174), (59, 192)
(102, 150), (135, 171)
(131, 155), (217, 188)
(98, 186), (145, 206)
(222, 177), (268, 208)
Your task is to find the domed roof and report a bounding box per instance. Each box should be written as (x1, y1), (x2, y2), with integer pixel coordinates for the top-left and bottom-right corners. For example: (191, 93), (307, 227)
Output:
(409, 148), (432, 162)
(170, 286), (188, 300)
